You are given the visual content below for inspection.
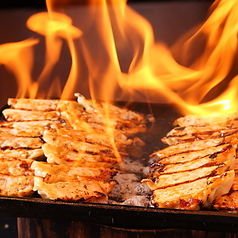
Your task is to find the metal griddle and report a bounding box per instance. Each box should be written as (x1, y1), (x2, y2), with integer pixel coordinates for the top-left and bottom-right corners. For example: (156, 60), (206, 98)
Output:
(1, 102), (238, 232)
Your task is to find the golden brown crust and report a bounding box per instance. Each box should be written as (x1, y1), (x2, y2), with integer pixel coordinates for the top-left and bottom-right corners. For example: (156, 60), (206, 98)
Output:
(212, 190), (238, 210)
(151, 171), (234, 210)
(0, 96), (146, 201)
(31, 161), (118, 183)
(3, 109), (61, 122)
(0, 175), (34, 197)
(33, 176), (116, 202)
(0, 136), (44, 149)
(146, 112), (238, 210)
(0, 158), (34, 176)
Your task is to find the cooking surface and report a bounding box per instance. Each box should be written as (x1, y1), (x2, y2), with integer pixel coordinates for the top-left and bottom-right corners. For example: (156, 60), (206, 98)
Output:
(0, 102), (238, 232)
(1, 194), (238, 232)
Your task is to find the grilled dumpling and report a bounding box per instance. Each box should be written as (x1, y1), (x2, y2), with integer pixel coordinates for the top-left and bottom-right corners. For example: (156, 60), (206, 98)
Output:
(173, 113), (238, 127)
(0, 136), (44, 149)
(150, 142), (235, 166)
(150, 136), (237, 159)
(33, 176), (116, 202)
(0, 95), (147, 202)
(7, 98), (82, 112)
(31, 161), (118, 183)
(0, 121), (65, 137)
(2, 109), (61, 122)
(146, 110), (238, 210)
(62, 109), (146, 136)
(212, 174), (238, 210)
(151, 171), (234, 210)
(42, 143), (117, 167)
(152, 142), (235, 167)
(162, 126), (238, 145)
(75, 93), (145, 124)
(42, 126), (143, 150)
(150, 145), (236, 178)
(144, 139), (236, 187)
(144, 161), (232, 190)
(212, 190), (238, 210)
(0, 175), (34, 197)
(42, 130), (119, 156)
(0, 158), (34, 176)
(0, 148), (44, 160)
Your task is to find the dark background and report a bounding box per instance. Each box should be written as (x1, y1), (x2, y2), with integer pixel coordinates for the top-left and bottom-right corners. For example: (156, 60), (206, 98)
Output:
(0, 0), (213, 9)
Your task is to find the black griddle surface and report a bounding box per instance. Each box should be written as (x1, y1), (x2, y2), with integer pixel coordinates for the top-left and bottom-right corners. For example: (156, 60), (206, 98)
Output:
(1, 102), (238, 232)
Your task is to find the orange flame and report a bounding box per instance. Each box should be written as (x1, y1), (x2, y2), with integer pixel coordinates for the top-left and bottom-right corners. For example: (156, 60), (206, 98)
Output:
(0, 0), (237, 116)
(26, 11), (82, 99)
(0, 38), (39, 98)
(116, 0), (238, 115)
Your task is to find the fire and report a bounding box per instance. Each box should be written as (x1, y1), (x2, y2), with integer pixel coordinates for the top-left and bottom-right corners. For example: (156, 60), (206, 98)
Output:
(0, 0), (237, 116)
(0, 38), (39, 98)
(118, 0), (238, 116)
(26, 11), (82, 99)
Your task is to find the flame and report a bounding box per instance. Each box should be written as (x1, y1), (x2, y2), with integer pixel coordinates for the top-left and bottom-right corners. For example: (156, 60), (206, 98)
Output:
(116, 0), (238, 116)
(0, 38), (39, 98)
(0, 0), (237, 166)
(26, 11), (82, 99)
(0, 0), (237, 115)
